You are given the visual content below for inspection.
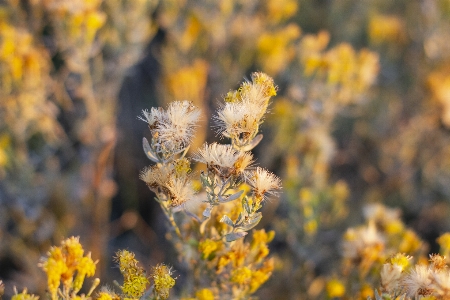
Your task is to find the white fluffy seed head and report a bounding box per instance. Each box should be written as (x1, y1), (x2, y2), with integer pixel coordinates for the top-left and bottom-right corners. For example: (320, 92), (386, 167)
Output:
(166, 100), (202, 129)
(140, 107), (166, 126)
(140, 164), (174, 188)
(380, 263), (403, 294)
(402, 265), (434, 297)
(214, 101), (264, 139)
(166, 177), (195, 207)
(193, 143), (239, 168)
(245, 167), (281, 200)
(141, 101), (201, 154)
(431, 269), (450, 297)
(192, 143), (253, 177)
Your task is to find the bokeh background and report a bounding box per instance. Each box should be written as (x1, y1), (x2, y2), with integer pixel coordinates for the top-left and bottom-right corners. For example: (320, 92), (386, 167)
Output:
(1, 0), (450, 298)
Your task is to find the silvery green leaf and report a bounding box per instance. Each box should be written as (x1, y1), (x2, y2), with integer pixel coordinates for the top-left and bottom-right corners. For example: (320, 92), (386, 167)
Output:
(219, 190), (244, 203)
(203, 206), (212, 218)
(239, 213), (262, 231)
(243, 198), (251, 214)
(173, 146), (190, 156)
(240, 134), (263, 151)
(235, 213), (243, 225)
(143, 137), (159, 162)
(220, 215), (234, 227)
(373, 289), (382, 300)
(225, 231), (247, 242)
(185, 209), (202, 222)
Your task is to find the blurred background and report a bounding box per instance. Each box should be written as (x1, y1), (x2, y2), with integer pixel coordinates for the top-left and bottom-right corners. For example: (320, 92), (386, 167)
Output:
(1, 0), (450, 298)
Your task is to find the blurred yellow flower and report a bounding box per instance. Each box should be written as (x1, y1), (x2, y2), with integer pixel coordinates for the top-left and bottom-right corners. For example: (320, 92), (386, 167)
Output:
(326, 279), (346, 298)
(369, 14), (406, 45)
(231, 266), (252, 285)
(195, 288), (215, 300)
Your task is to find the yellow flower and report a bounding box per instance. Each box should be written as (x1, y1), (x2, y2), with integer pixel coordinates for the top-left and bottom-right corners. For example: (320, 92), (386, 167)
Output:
(11, 288), (39, 300)
(385, 219), (404, 235)
(73, 253), (97, 292)
(389, 253), (411, 270)
(360, 284), (374, 299)
(326, 279), (346, 298)
(304, 220), (318, 236)
(369, 15), (405, 45)
(251, 229), (275, 247)
(399, 229), (422, 253)
(251, 229), (275, 262)
(231, 267), (252, 285)
(266, 0), (298, 23)
(122, 275), (149, 299)
(257, 24), (301, 75)
(429, 253), (447, 270)
(249, 259), (274, 293)
(438, 232), (450, 253)
(40, 237), (97, 300)
(216, 253), (233, 273)
(41, 247), (66, 299)
(195, 288), (215, 300)
(199, 239), (219, 259)
(96, 292), (112, 300)
(95, 288), (119, 300)
(115, 250), (149, 299)
(151, 264), (176, 300)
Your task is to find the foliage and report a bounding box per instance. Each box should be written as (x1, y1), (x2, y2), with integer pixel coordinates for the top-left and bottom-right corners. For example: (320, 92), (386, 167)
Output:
(3, 0), (450, 299)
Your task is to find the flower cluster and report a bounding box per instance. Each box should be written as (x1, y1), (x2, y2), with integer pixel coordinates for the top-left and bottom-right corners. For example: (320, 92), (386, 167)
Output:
(140, 158), (195, 208)
(328, 203), (426, 299)
(376, 251), (450, 299)
(197, 225), (275, 298)
(114, 250), (149, 299)
(140, 73), (281, 243)
(150, 264), (176, 300)
(137, 72), (280, 298)
(39, 237), (98, 300)
(217, 72), (277, 149)
(141, 101), (201, 161)
(299, 30), (379, 104)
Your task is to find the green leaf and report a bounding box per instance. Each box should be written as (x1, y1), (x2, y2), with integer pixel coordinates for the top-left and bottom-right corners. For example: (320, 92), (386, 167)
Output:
(219, 190), (244, 203)
(143, 137), (159, 162)
(225, 231), (247, 242)
(220, 215), (234, 227)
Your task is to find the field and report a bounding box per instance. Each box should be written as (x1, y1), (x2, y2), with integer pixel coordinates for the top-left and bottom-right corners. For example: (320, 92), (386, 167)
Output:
(1, 1), (450, 299)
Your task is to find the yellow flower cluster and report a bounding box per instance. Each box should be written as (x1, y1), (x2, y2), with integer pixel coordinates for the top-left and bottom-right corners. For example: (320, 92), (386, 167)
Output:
(342, 204), (424, 277)
(377, 249), (450, 299)
(369, 14), (406, 45)
(11, 288), (39, 300)
(39, 237), (97, 300)
(197, 224), (275, 297)
(300, 31), (379, 104)
(224, 71), (277, 104)
(0, 13), (59, 143)
(43, 0), (106, 55)
(114, 250), (149, 299)
(195, 288), (215, 300)
(265, 0), (298, 24)
(438, 233), (450, 259)
(257, 24), (301, 76)
(150, 264), (176, 300)
(326, 279), (346, 298)
(428, 67), (450, 127)
(331, 204), (428, 298)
